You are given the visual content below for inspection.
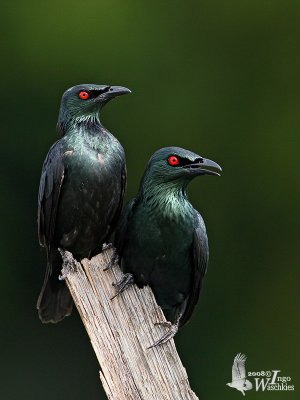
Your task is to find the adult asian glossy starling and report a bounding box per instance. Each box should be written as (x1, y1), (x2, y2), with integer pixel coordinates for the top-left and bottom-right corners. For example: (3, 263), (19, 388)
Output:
(37, 83), (130, 323)
(114, 147), (221, 347)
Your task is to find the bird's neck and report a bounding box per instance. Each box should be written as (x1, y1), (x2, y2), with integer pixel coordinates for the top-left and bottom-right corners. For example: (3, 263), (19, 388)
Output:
(57, 111), (103, 136)
(59, 112), (120, 155)
(138, 180), (193, 221)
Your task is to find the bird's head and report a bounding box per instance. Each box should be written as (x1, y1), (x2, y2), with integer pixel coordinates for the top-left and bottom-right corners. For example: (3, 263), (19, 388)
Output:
(57, 83), (131, 134)
(141, 147), (221, 189)
(139, 147), (221, 201)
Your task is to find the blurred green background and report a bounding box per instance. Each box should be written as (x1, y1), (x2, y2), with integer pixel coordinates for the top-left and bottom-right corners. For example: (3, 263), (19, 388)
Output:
(1, 1), (299, 399)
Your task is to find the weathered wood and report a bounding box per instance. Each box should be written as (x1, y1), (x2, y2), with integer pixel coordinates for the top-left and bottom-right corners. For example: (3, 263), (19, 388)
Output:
(61, 248), (199, 400)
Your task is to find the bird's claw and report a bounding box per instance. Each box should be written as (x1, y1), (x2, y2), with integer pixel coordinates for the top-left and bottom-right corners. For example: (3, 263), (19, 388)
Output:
(103, 249), (119, 271)
(58, 248), (78, 278)
(147, 322), (179, 349)
(154, 321), (172, 328)
(148, 312), (181, 349)
(102, 242), (113, 251)
(111, 273), (134, 299)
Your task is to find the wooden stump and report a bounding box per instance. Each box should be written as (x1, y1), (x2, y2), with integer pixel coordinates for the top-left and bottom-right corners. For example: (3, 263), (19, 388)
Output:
(61, 248), (199, 400)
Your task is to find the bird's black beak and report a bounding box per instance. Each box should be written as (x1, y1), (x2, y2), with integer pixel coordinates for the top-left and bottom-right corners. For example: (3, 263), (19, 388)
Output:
(184, 157), (222, 176)
(94, 85), (131, 108)
(103, 86), (131, 99)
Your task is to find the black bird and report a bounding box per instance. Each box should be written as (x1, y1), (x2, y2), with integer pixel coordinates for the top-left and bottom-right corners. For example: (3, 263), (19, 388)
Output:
(37, 83), (130, 323)
(114, 147), (221, 347)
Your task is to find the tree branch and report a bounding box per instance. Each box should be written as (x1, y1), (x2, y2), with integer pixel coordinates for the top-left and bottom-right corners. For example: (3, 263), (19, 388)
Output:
(60, 248), (199, 400)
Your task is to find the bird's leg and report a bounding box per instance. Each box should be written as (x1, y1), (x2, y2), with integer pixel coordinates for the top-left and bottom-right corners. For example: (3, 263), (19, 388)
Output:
(148, 312), (182, 349)
(111, 273), (134, 299)
(103, 248), (119, 271)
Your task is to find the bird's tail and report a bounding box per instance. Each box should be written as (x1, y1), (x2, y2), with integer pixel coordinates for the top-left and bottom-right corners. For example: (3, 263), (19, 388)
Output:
(37, 249), (73, 323)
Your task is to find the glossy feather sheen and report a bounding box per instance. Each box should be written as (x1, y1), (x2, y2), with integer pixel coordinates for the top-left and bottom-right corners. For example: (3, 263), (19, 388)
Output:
(37, 84), (128, 323)
(55, 127), (125, 257)
(116, 174), (209, 326)
(37, 123), (126, 323)
(39, 124), (125, 257)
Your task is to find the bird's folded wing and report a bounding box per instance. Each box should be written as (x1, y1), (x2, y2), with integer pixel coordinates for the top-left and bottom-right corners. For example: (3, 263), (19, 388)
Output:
(107, 164), (127, 238)
(38, 140), (65, 248)
(232, 353), (247, 381)
(113, 198), (137, 255)
(180, 212), (209, 326)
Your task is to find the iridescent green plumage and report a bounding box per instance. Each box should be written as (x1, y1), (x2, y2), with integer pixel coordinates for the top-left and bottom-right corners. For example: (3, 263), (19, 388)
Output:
(115, 147), (221, 345)
(37, 84), (130, 323)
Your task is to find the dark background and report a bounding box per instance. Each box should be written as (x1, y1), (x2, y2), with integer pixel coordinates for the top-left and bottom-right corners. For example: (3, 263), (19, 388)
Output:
(1, 1), (299, 399)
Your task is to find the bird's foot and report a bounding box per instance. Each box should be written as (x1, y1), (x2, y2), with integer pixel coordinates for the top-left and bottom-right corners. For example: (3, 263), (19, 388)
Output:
(102, 242), (113, 251)
(103, 248), (119, 271)
(148, 313), (181, 349)
(154, 321), (172, 328)
(58, 248), (78, 280)
(111, 273), (134, 299)
(148, 322), (178, 349)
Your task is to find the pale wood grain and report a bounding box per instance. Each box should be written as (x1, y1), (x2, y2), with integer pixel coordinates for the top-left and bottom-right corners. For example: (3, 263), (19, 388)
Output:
(61, 248), (199, 400)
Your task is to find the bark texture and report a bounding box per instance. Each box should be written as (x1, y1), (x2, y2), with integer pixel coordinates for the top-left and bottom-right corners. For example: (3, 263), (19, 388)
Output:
(60, 248), (199, 400)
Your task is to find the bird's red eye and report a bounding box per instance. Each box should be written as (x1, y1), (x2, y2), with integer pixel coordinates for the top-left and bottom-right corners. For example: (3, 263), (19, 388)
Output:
(79, 91), (90, 100)
(168, 155), (179, 166)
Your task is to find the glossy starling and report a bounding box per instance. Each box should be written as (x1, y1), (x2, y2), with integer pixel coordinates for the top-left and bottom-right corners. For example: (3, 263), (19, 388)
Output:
(37, 83), (130, 323)
(114, 147), (221, 347)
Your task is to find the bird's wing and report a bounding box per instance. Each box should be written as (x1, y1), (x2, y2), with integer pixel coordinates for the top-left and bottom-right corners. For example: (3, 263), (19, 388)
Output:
(107, 163), (127, 238)
(113, 198), (137, 257)
(180, 211), (209, 326)
(232, 353), (247, 381)
(38, 140), (65, 248)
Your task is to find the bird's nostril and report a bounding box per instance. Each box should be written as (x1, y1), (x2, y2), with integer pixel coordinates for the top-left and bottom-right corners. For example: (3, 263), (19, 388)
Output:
(98, 86), (110, 94)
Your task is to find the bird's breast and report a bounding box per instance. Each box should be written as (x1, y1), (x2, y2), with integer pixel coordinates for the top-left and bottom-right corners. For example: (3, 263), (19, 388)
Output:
(54, 141), (124, 257)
